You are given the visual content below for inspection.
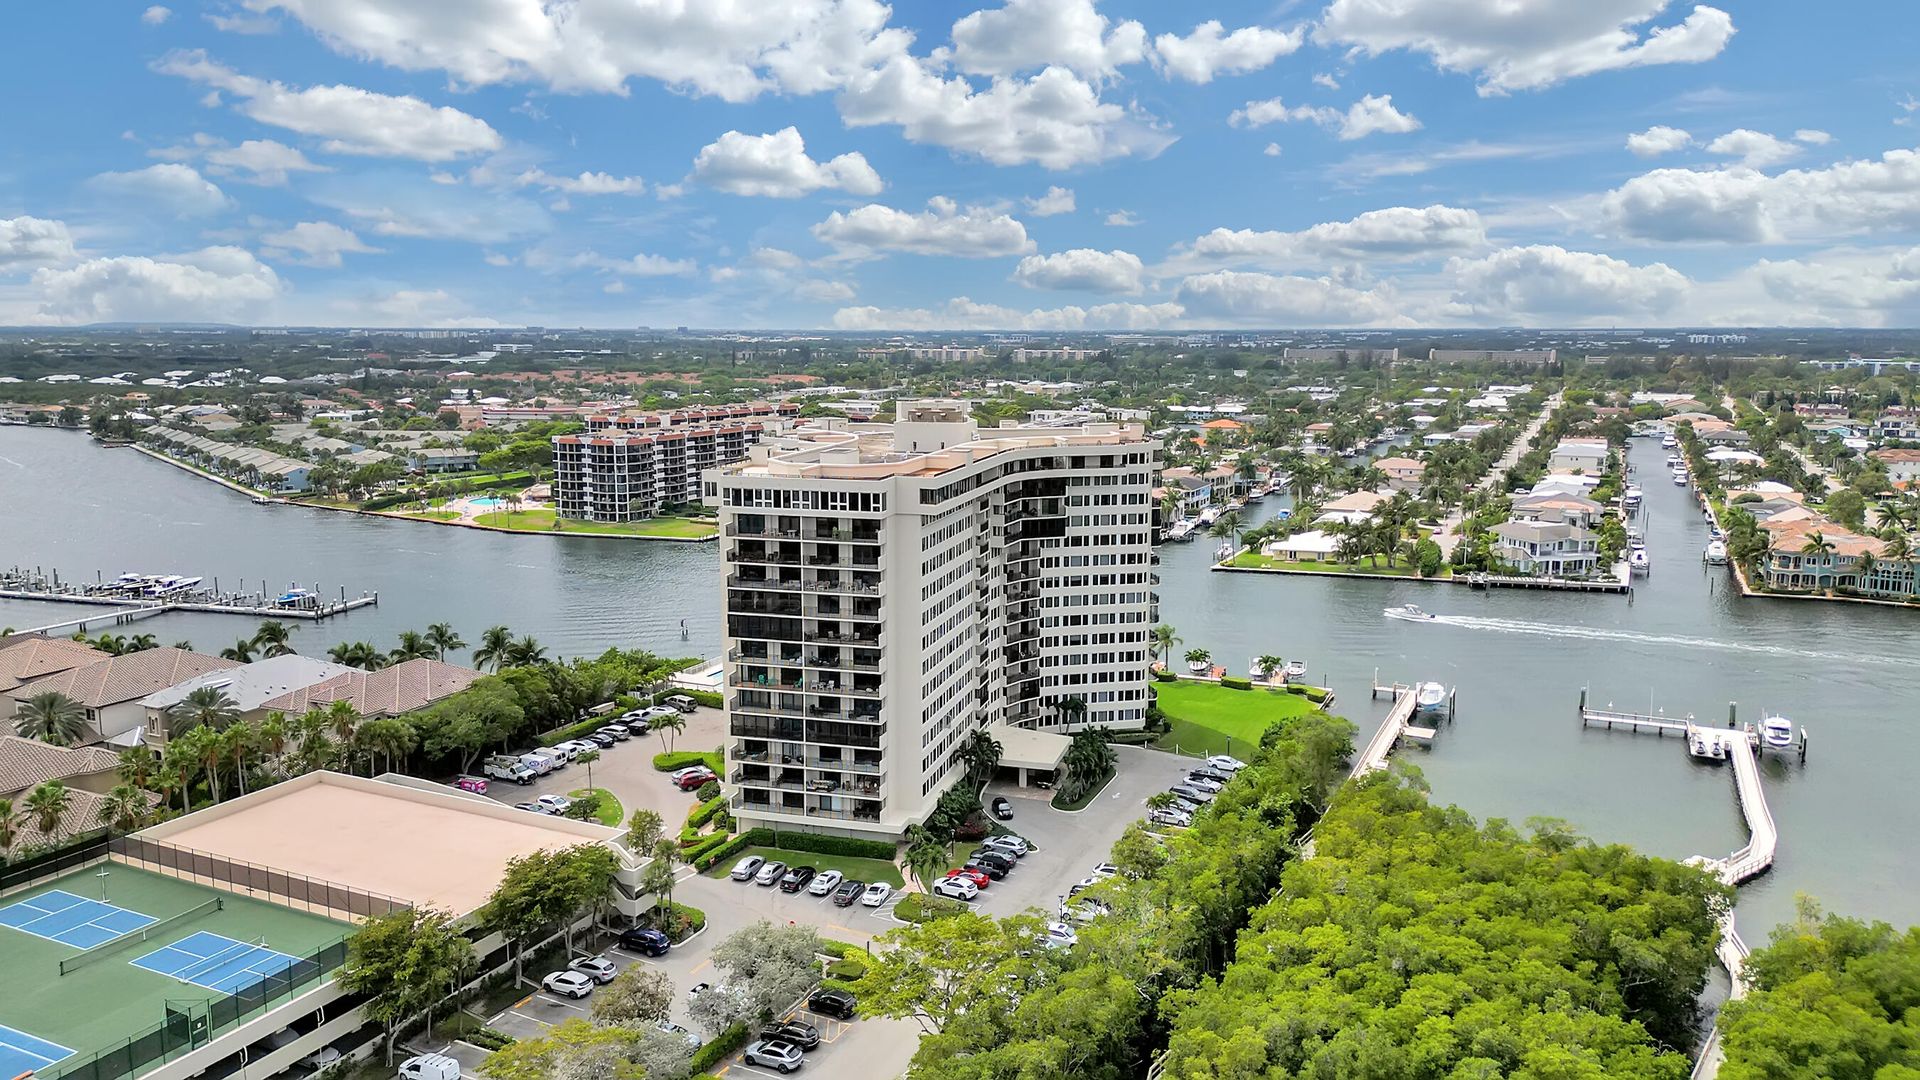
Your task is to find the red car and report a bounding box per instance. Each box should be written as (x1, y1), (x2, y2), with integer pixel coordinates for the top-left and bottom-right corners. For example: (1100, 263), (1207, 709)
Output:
(673, 769), (717, 791)
(945, 867), (991, 889)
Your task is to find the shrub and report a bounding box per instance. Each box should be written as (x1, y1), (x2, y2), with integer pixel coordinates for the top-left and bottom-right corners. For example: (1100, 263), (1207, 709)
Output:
(695, 780), (721, 802)
(1152, 669), (1178, 682)
(817, 940), (860, 960)
(687, 794), (727, 829)
(654, 750), (724, 773)
(538, 714), (616, 747)
(758, 828), (898, 861)
(819, 977), (860, 996)
(656, 901), (705, 942)
(657, 688), (724, 709)
(681, 833), (730, 862)
(1220, 676), (1252, 690)
(690, 1024), (749, 1073)
(693, 830), (762, 871)
(895, 893), (966, 922)
(464, 1028), (516, 1051)
(826, 956), (867, 980)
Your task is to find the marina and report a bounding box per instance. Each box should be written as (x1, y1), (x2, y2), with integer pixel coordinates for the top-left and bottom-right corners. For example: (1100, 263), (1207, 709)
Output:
(0, 566), (378, 626)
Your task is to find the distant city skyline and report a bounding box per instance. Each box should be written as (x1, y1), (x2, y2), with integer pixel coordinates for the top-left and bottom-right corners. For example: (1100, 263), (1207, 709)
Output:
(2, 2), (1918, 330)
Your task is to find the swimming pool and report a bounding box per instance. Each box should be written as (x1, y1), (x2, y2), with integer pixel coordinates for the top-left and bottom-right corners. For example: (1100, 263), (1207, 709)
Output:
(470, 497), (502, 507)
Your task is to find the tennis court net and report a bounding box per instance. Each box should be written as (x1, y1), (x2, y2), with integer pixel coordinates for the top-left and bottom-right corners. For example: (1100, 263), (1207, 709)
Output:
(58, 897), (223, 976)
(173, 937), (264, 985)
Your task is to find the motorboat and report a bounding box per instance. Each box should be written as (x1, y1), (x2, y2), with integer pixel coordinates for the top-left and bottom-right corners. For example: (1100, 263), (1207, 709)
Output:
(1704, 540), (1728, 565)
(145, 575), (203, 596)
(1761, 715), (1795, 749)
(1665, 454), (1682, 467)
(1283, 660), (1307, 680)
(1413, 681), (1448, 714)
(1661, 434), (1678, 448)
(1630, 550), (1650, 574)
(1187, 658), (1213, 675)
(1671, 469), (1689, 486)
(1197, 506), (1221, 526)
(274, 587), (315, 606)
(1383, 604), (1437, 622)
(1623, 486), (1643, 509)
(1166, 519), (1196, 542)
(1215, 541), (1236, 561)
(1628, 533), (1646, 551)
(1227, 496), (1248, 511)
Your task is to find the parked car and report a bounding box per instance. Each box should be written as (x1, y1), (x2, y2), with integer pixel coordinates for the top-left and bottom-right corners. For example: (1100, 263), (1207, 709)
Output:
(1182, 773), (1224, 793)
(664, 695), (698, 713)
(729, 855), (766, 881)
(656, 1021), (700, 1049)
(673, 768), (718, 791)
(859, 882), (892, 907)
(512, 801), (549, 814)
(760, 1019), (821, 1049)
(1089, 862), (1120, 879)
(832, 878), (866, 906)
(1148, 807), (1192, 828)
(618, 926), (671, 956)
(946, 867), (991, 889)
(568, 955), (618, 983)
(453, 775), (488, 794)
(541, 970), (595, 998)
(778, 866), (817, 893)
(990, 796), (1013, 820)
(807, 988), (858, 1019)
(932, 877), (978, 901)
(968, 849), (1016, 875)
(755, 860), (789, 886)
(638, 705), (680, 723)
(961, 857), (1007, 880)
(616, 712), (652, 734)
(595, 725), (631, 742)
(808, 869), (844, 896)
(584, 731), (617, 749)
(1191, 764), (1234, 784)
(397, 1053), (461, 1080)
(1043, 921), (1079, 948)
(742, 1040), (805, 1074)
(1169, 784), (1214, 804)
(981, 834), (1029, 858)
(535, 794), (574, 814)
(1205, 755), (1248, 773)
(559, 739), (601, 758)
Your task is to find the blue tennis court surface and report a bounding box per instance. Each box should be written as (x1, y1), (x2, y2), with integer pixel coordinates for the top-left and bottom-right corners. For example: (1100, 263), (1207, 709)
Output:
(131, 931), (301, 995)
(0, 1022), (73, 1078)
(0, 889), (156, 949)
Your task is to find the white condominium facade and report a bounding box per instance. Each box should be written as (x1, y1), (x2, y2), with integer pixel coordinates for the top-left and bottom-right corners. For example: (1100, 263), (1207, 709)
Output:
(704, 401), (1159, 838)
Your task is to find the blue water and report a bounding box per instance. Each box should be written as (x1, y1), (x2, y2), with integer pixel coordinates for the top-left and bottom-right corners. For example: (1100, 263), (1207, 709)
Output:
(469, 497), (502, 508)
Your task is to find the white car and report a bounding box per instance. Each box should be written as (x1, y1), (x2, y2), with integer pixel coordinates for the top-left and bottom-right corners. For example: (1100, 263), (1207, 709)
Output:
(568, 955), (617, 983)
(981, 834), (1029, 858)
(1148, 807), (1192, 828)
(541, 970), (596, 998)
(932, 877), (978, 901)
(1089, 863), (1119, 879)
(560, 739), (601, 757)
(859, 882), (893, 907)
(535, 794), (574, 814)
(1205, 755), (1247, 773)
(729, 855), (766, 881)
(1061, 898), (1110, 923)
(808, 869), (844, 896)
(1043, 921), (1078, 948)
(742, 1040), (806, 1074)
(657, 1021), (700, 1049)
(1182, 774), (1225, 793)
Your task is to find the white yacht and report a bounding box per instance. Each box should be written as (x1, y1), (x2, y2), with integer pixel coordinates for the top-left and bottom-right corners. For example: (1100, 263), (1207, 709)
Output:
(1661, 434), (1678, 449)
(1187, 657), (1213, 675)
(1413, 681), (1448, 714)
(1383, 604), (1437, 622)
(1623, 486), (1643, 510)
(1761, 716), (1795, 749)
(1197, 506), (1222, 526)
(1704, 540), (1729, 565)
(1671, 468), (1689, 486)
(1166, 519), (1196, 542)
(1284, 659), (1307, 680)
(1630, 549), (1650, 574)
(1665, 454), (1683, 467)
(1215, 541), (1236, 561)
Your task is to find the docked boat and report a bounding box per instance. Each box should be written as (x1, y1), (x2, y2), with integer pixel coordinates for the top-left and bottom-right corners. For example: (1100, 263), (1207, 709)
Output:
(1761, 715), (1795, 749)
(1187, 658), (1212, 675)
(1661, 434), (1678, 449)
(1166, 519), (1196, 542)
(1665, 454), (1682, 467)
(1413, 681), (1448, 714)
(1283, 660), (1307, 680)
(1630, 549), (1650, 574)
(1671, 469), (1689, 486)
(145, 575), (203, 596)
(1704, 540), (1728, 565)
(1688, 728), (1728, 763)
(1226, 496), (1248, 511)
(1197, 506), (1221, 526)
(1623, 486), (1643, 510)
(1383, 604), (1437, 622)
(1215, 541), (1236, 561)
(274, 587), (315, 606)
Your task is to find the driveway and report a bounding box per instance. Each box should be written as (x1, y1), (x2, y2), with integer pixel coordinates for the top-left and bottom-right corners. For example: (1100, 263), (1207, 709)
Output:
(966, 745), (1189, 919)
(482, 705), (728, 826)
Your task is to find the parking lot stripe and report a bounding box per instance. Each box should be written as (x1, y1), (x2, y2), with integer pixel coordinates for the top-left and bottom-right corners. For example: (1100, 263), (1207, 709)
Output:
(731, 1063), (787, 1080)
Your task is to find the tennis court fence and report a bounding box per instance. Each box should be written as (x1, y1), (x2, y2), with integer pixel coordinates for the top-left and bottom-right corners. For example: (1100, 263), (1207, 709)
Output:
(109, 835), (409, 921)
(57, 897), (224, 976)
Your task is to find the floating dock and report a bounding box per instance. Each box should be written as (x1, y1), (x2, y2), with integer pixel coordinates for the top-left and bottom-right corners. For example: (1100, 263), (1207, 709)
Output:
(1, 567), (378, 626)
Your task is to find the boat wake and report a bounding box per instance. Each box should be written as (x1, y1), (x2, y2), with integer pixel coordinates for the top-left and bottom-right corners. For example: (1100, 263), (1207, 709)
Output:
(1424, 613), (1918, 667)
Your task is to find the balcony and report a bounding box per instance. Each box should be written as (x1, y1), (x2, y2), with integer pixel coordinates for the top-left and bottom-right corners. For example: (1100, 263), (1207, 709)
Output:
(803, 627), (881, 646)
(729, 548), (803, 566)
(802, 652), (880, 672)
(728, 596), (803, 618)
(730, 769), (807, 791)
(808, 755), (884, 775)
(732, 795), (884, 825)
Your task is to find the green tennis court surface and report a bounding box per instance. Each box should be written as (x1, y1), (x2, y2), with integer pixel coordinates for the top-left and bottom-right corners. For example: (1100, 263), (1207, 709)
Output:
(0, 864), (349, 1073)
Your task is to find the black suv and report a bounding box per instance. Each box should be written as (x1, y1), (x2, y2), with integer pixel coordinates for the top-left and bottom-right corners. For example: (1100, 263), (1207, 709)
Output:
(962, 857), (1007, 880)
(760, 1019), (821, 1049)
(618, 926), (671, 956)
(831, 878), (866, 906)
(807, 988), (858, 1020)
(778, 866), (817, 893)
(969, 848), (1016, 875)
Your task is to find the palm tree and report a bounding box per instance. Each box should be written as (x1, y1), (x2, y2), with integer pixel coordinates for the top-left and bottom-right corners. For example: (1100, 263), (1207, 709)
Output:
(652, 712), (687, 754)
(116, 744), (158, 789)
(1149, 624), (1180, 671)
(504, 635), (547, 667)
(328, 641), (388, 670)
(424, 622), (465, 661)
(1183, 647), (1212, 672)
(258, 711), (290, 777)
(390, 630), (435, 663)
(325, 701), (362, 765)
(358, 717), (417, 775)
(1255, 654), (1285, 681)
(167, 685), (239, 738)
(125, 633), (158, 653)
(292, 711), (334, 774)
(472, 625), (514, 673)
(0, 799), (18, 861)
(223, 723), (258, 797)
(175, 726), (225, 804)
(98, 784), (149, 834)
(252, 620), (295, 657)
(15, 691), (88, 746)
(903, 824), (948, 894)
(1801, 531), (1836, 556)
(959, 730), (1003, 786)
(153, 752), (188, 815)
(24, 781), (71, 841)
(219, 639), (255, 663)
(576, 748), (602, 790)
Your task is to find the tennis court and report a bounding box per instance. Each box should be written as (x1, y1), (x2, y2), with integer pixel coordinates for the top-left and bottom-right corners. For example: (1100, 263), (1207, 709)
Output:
(0, 1022), (73, 1079)
(0, 890), (156, 949)
(131, 932), (302, 995)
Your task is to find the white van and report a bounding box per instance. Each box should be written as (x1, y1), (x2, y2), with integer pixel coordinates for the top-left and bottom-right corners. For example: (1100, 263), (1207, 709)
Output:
(521, 750), (563, 775)
(398, 1053), (461, 1080)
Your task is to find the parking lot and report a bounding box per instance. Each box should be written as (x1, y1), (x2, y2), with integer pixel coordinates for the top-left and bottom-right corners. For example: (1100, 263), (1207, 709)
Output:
(478, 704), (728, 824)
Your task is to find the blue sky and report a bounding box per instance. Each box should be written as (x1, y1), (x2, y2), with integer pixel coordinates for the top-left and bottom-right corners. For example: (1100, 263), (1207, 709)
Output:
(3, 0), (1919, 330)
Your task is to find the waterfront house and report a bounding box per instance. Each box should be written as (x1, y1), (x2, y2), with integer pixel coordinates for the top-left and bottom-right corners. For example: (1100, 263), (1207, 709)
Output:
(1697, 427), (1754, 448)
(4, 647), (239, 744)
(140, 654), (359, 748)
(1547, 438), (1609, 474)
(407, 447), (480, 473)
(0, 735), (134, 844)
(1491, 520), (1601, 576)
(1260, 530), (1341, 562)
(1870, 448), (1920, 485)
(1758, 519), (1904, 594)
(1373, 456), (1426, 491)
(1159, 467), (1212, 515)
(1511, 492), (1604, 529)
(1317, 489), (1388, 525)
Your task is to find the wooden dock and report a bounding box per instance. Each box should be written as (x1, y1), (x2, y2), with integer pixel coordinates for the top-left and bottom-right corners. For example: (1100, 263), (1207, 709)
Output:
(1353, 674), (1455, 778)
(1, 567), (378, 623)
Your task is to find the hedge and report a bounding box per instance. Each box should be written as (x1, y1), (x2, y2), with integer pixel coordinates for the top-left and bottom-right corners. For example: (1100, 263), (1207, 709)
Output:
(680, 832), (730, 862)
(688, 794), (727, 829)
(817, 940), (860, 961)
(654, 750), (724, 773)
(1152, 669), (1179, 682)
(657, 688), (724, 710)
(538, 714), (620, 747)
(1220, 676), (1252, 690)
(690, 1024), (749, 1073)
(1284, 685), (1331, 703)
(755, 827), (898, 861)
(694, 831), (758, 871)
(465, 1028), (515, 1051)
(819, 977), (860, 996)
(826, 957), (867, 981)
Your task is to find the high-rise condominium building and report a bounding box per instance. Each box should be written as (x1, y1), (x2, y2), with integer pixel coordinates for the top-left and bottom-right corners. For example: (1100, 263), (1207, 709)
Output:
(704, 401), (1159, 837)
(551, 404), (798, 522)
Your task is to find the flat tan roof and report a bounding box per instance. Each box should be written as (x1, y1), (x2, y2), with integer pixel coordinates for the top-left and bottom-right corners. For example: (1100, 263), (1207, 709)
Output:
(142, 772), (623, 916)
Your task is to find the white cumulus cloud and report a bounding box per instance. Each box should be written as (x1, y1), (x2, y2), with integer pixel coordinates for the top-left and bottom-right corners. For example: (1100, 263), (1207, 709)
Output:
(1706, 129), (1801, 168)
(812, 198), (1035, 258)
(205, 139), (328, 185)
(1012, 248), (1144, 293)
(141, 5), (171, 24)
(943, 0), (1146, 79)
(1151, 20), (1304, 84)
(0, 217), (77, 268)
(1176, 205), (1486, 270)
(1445, 245), (1691, 321)
(1318, 0), (1736, 96)
(155, 50), (502, 161)
(1626, 125), (1692, 157)
(1176, 270), (1405, 326)
(89, 163), (231, 215)
(515, 169), (647, 196)
(1024, 186), (1076, 216)
(1230, 94), (1419, 140)
(1600, 148), (1920, 243)
(31, 246), (281, 324)
(260, 221), (379, 267)
(691, 127), (883, 198)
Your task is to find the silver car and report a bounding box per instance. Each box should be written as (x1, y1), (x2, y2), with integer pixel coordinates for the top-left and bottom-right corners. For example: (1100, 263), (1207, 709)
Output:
(743, 1040), (805, 1074)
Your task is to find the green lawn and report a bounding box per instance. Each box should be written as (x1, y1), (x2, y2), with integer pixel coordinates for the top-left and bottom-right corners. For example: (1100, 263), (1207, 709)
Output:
(567, 786), (625, 826)
(403, 509), (462, 521)
(473, 508), (717, 538)
(1226, 552), (1446, 578)
(703, 845), (904, 888)
(1152, 678), (1319, 757)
